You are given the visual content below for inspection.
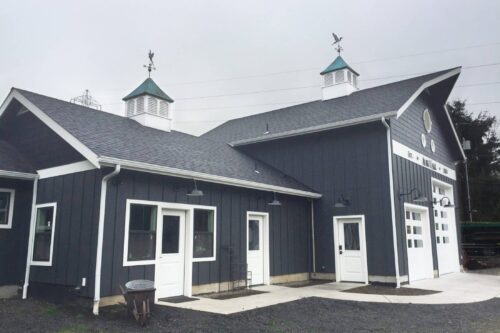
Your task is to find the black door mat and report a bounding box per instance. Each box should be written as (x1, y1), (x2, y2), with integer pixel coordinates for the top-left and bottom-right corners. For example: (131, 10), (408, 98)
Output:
(159, 296), (199, 303)
(203, 289), (267, 300)
(279, 280), (334, 288)
(342, 285), (440, 296)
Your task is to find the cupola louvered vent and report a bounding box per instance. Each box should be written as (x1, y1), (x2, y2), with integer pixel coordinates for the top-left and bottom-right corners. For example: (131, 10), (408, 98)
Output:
(123, 77), (174, 132)
(320, 55), (359, 100)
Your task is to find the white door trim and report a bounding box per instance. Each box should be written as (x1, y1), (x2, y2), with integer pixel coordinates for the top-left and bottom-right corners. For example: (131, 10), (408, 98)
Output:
(246, 211), (270, 286)
(431, 177), (460, 275)
(333, 215), (368, 284)
(123, 199), (219, 298)
(403, 203), (434, 282)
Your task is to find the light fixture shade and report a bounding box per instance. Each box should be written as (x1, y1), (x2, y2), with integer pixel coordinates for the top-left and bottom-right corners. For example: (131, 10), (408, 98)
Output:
(187, 189), (204, 197)
(268, 192), (282, 206)
(268, 199), (282, 206)
(413, 195), (428, 203)
(334, 200), (347, 208)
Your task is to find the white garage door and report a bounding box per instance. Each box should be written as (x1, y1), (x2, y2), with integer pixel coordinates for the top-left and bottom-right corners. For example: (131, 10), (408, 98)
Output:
(432, 179), (460, 275)
(405, 204), (434, 282)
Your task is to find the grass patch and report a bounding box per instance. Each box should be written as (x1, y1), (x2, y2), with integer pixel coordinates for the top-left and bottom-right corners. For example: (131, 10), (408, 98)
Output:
(45, 305), (60, 316)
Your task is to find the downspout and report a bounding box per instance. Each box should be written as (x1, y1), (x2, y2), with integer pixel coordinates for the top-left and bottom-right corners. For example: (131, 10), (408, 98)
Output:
(93, 165), (121, 315)
(381, 117), (401, 288)
(22, 177), (39, 299)
(310, 199), (316, 274)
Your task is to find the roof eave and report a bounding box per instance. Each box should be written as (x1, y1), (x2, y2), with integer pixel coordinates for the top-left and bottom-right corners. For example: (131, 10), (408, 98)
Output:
(230, 111), (398, 147)
(98, 156), (322, 199)
(0, 170), (38, 180)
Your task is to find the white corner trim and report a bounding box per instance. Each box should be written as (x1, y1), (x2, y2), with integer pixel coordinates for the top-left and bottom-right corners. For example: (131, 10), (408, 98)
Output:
(0, 189), (15, 229)
(396, 67), (461, 119)
(98, 156), (322, 199)
(0, 170), (38, 180)
(30, 202), (57, 267)
(22, 179), (38, 299)
(0, 90), (100, 168)
(392, 140), (456, 180)
(230, 111), (397, 147)
(443, 104), (467, 161)
(37, 161), (96, 179)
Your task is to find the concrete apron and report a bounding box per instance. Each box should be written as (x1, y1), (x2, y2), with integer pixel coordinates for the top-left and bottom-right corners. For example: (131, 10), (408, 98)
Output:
(157, 273), (500, 315)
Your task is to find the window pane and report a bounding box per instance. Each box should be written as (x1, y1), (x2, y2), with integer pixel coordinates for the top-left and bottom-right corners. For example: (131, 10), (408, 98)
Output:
(0, 192), (10, 225)
(414, 239), (423, 248)
(406, 225), (412, 234)
(443, 237), (450, 244)
(442, 224), (449, 231)
(413, 226), (422, 235)
(193, 209), (214, 258)
(405, 211), (410, 220)
(248, 219), (260, 251)
(162, 215), (180, 254)
(412, 212), (421, 221)
(128, 204), (157, 261)
(344, 223), (360, 250)
(33, 206), (54, 262)
(407, 239), (412, 248)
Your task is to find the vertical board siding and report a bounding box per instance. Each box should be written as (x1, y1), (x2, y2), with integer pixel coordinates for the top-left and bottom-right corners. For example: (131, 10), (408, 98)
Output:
(392, 155), (459, 276)
(101, 170), (311, 297)
(30, 169), (102, 298)
(0, 178), (33, 285)
(391, 94), (461, 167)
(240, 122), (395, 277)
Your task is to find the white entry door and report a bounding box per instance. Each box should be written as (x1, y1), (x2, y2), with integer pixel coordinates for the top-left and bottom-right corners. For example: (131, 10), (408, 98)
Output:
(247, 215), (265, 285)
(432, 180), (460, 275)
(335, 217), (367, 283)
(155, 210), (186, 299)
(404, 205), (433, 282)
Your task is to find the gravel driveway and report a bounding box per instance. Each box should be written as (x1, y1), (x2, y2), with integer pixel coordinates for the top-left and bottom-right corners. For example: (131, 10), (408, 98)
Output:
(1, 296), (499, 332)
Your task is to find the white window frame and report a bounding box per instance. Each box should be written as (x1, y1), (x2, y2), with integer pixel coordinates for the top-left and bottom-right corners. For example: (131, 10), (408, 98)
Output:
(30, 202), (57, 266)
(123, 199), (217, 267)
(0, 189), (15, 229)
(192, 207), (217, 262)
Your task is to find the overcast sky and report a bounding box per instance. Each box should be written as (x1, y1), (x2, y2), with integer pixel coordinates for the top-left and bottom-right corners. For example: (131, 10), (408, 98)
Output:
(1, 0), (499, 136)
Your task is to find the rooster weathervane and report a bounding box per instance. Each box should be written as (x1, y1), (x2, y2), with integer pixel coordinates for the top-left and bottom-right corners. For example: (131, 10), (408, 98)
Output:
(143, 50), (156, 77)
(332, 33), (343, 55)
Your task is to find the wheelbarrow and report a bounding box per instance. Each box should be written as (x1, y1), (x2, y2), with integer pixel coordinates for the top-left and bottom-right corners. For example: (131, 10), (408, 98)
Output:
(120, 280), (155, 326)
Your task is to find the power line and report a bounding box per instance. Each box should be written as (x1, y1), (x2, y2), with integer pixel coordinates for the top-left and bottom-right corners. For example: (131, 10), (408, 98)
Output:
(170, 99), (500, 124)
(97, 41), (500, 91)
(100, 61), (500, 105)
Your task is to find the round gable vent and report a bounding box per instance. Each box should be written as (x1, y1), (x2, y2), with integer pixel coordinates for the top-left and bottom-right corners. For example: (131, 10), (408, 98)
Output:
(423, 109), (432, 133)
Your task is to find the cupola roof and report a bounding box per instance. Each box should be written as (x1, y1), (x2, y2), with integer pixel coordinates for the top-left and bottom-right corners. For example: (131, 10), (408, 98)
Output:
(122, 78), (174, 103)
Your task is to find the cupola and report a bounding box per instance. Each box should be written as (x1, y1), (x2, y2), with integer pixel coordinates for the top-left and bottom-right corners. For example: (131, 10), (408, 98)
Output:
(320, 55), (359, 100)
(123, 51), (174, 132)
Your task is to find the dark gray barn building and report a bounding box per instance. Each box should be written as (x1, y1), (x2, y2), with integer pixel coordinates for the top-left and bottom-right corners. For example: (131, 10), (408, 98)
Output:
(0, 54), (464, 314)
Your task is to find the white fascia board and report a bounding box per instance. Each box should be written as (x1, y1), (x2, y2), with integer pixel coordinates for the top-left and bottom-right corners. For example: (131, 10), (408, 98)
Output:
(98, 156), (322, 199)
(230, 111), (397, 147)
(443, 104), (467, 161)
(0, 90), (100, 168)
(395, 67), (461, 119)
(0, 170), (38, 180)
(37, 160), (96, 179)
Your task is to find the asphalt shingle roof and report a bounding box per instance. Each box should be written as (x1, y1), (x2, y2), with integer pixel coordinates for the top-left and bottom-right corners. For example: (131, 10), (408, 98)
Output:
(0, 139), (35, 173)
(202, 68), (459, 144)
(14, 89), (313, 193)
